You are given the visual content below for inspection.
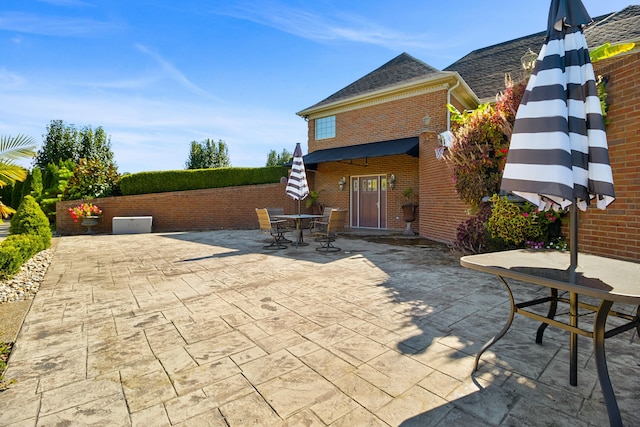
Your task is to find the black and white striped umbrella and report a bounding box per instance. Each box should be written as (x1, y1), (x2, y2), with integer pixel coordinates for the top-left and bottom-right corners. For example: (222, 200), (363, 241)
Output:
(500, 1), (618, 401)
(501, 0), (615, 212)
(285, 143), (310, 213)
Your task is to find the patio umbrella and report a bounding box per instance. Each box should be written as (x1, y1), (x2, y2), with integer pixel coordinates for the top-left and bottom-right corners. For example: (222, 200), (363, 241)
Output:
(285, 143), (310, 214)
(500, 0), (615, 394)
(501, 0), (615, 276)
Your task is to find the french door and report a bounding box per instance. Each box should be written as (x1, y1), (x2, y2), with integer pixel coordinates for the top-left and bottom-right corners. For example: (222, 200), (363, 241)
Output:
(350, 175), (387, 229)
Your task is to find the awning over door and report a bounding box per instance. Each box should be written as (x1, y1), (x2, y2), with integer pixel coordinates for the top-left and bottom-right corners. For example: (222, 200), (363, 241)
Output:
(303, 137), (419, 169)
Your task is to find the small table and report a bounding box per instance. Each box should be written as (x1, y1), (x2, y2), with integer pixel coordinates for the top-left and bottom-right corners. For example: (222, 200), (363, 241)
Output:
(272, 214), (323, 247)
(460, 250), (640, 427)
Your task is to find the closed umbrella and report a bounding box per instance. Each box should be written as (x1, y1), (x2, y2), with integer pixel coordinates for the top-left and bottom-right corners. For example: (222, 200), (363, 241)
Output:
(285, 143), (310, 214)
(501, 0), (615, 274)
(499, 0), (615, 410)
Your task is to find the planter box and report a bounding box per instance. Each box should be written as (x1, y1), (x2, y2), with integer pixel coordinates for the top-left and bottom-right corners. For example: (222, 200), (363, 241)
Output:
(112, 216), (153, 234)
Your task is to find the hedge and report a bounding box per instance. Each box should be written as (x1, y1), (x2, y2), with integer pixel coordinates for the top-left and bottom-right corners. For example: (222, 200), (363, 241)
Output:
(120, 166), (289, 196)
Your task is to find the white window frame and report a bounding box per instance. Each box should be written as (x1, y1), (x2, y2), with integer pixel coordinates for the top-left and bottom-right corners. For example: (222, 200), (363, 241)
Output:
(315, 116), (336, 140)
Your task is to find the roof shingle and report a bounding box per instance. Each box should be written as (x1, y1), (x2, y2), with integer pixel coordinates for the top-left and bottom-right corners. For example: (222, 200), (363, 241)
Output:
(445, 5), (640, 100)
(299, 6), (640, 112)
(300, 52), (447, 113)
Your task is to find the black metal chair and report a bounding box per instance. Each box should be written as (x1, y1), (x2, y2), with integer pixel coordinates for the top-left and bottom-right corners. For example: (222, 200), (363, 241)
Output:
(256, 208), (290, 249)
(313, 209), (347, 252)
(266, 207), (293, 242)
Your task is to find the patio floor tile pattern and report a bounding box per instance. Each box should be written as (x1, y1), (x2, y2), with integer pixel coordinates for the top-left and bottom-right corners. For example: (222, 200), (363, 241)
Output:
(1, 229), (639, 426)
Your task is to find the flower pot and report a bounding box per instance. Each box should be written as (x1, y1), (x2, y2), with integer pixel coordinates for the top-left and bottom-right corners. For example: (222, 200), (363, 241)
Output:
(402, 204), (417, 222)
(401, 204), (417, 235)
(81, 216), (100, 234)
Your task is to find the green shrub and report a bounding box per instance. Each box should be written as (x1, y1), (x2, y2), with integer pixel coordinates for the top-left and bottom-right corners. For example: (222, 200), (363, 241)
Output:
(454, 203), (492, 254)
(120, 166), (288, 196)
(0, 196), (52, 279)
(9, 195), (52, 249)
(0, 234), (43, 279)
(445, 81), (526, 209)
(486, 195), (563, 248)
(64, 158), (120, 200)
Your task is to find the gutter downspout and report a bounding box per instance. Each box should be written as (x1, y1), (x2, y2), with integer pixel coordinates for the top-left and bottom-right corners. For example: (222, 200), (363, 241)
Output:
(446, 79), (461, 131)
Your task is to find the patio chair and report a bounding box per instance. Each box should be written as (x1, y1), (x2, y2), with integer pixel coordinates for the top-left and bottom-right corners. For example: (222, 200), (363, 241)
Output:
(256, 208), (290, 249)
(266, 207), (293, 242)
(309, 206), (338, 236)
(314, 209), (347, 252)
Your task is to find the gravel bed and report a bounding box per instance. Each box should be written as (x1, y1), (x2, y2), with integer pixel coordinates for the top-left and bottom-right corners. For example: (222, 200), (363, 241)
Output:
(0, 250), (53, 304)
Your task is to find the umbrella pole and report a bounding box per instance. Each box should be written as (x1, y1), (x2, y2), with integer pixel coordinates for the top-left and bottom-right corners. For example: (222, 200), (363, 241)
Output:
(569, 200), (579, 386)
(569, 202), (578, 283)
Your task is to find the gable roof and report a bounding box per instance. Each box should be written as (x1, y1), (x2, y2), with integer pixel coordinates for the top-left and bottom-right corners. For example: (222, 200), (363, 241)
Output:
(586, 5), (640, 47)
(445, 5), (640, 101)
(297, 53), (451, 115)
(298, 6), (640, 118)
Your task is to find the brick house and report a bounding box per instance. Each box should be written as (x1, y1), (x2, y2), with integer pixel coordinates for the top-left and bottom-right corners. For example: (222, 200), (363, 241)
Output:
(296, 5), (640, 261)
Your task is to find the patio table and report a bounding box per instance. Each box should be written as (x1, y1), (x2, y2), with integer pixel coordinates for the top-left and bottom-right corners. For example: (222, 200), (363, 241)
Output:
(460, 249), (640, 427)
(272, 214), (323, 248)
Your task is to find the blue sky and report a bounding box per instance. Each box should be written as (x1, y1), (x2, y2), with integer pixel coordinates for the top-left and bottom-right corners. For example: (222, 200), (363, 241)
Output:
(0, 0), (633, 173)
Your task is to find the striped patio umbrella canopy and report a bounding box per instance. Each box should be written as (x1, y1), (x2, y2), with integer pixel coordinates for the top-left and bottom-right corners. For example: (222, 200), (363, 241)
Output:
(285, 143), (310, 212)
(501, 0), (615, 212)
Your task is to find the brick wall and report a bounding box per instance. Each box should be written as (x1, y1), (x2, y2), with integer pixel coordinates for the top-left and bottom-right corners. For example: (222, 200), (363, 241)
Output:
(313, 155), (419, 231)
(579, 51), (640, 261)
(306, 89), (448, 231)
(309, 91), (447, 152)
(418, 132), (470, 244)
(56, 182), (308, 235)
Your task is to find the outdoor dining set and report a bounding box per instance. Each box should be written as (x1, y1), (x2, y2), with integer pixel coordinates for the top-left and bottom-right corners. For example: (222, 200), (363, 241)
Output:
(255, 207), (347, 252)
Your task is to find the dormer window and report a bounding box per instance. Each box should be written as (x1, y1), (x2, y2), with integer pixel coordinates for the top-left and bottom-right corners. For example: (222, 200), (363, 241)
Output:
(315, 116), (336, 140)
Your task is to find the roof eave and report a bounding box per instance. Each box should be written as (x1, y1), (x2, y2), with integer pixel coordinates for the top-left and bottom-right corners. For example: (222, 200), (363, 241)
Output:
(297, 72), (479, 118)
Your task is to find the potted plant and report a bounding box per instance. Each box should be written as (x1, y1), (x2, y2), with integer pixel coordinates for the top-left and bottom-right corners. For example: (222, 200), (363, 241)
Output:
(401, 187), (418, 235)
(305, 190), (323, 215)
(68, 202), (102, 234)
(401, 187), (418, 222)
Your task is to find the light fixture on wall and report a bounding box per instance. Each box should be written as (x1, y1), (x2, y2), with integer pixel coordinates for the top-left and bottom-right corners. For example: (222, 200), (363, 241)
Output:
(388, 174), (396, 190)
(422, 113), (431, 132)
(338, 176), (346, 191)
(521, 48), (537, 74)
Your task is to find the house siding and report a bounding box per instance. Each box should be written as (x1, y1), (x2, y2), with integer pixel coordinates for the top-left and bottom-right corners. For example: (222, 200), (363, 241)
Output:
(306, 89), (451, 232)
(309, 91), (448, 152)
(313, 155), (419, 231)
(580, 50), (640, 261)
(418, 132), (470, 244)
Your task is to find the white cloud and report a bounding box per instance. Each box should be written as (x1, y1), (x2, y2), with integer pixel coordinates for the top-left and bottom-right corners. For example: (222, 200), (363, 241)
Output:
(0, 67), (26, 89)
(135, 44), (221, 101)
(210, 1), (443, 51)
(37, 0), (92, 6)
(0, 11), (119, 37)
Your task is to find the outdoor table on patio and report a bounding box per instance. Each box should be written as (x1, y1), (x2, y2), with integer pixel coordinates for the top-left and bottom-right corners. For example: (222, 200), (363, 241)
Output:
(272, 214), (323, 248)
(460, 249), (640, 427)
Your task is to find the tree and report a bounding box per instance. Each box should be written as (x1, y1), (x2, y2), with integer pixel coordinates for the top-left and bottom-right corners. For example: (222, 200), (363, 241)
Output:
(185, 138), (230, 169)
(77, 125), (114, 165)
(0, 134), (36, 188)
(34, 120), (115, 169)
(34, 120), (77, 168)
(266, 148), (292, 166)
(64, 158), (120, 200)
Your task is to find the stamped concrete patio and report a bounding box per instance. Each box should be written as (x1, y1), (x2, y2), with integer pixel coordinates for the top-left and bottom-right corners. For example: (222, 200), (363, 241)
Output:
(1, 229), (638, 426)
